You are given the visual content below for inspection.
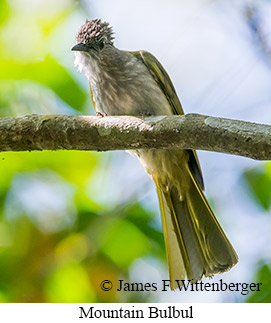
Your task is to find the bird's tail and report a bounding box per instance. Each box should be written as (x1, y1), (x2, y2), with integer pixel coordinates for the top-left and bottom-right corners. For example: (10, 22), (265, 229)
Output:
(152, 170), (238, 290)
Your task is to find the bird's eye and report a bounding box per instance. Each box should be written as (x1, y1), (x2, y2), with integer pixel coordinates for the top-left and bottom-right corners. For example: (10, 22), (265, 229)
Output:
(99, 41), (105, 50)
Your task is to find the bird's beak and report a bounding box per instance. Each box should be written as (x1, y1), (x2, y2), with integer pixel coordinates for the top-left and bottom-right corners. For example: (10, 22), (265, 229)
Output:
(71, 43), (89, 52)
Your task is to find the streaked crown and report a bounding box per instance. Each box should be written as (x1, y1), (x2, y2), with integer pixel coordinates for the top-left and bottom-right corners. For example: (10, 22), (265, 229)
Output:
(76, 19), (114, 46)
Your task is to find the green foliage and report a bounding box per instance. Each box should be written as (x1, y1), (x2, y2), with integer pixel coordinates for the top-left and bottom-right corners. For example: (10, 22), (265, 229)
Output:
(0, 0), (9, 27)
(246, 263), (271, 303)
(243, 163), (271, 303)
(0, 57), (87, 111)
(101, 218), (150, 267)
(0, 150), (164, 302)
(45, 262), (96, 302)
(243, 164), (271, 211)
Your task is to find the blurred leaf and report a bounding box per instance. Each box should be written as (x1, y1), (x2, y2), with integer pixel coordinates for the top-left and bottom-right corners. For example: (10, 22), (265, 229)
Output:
(127, 203), (164, 243)
(55, 233), (89, 264)
(0, 221), (12, 247)
(246, 263), (271, 303)
(0, 0), (9, 27)
(101, 219), (150, 268)
(88, 258), (120, 302)
(0, 290), (9, 302)
(45, 262), (96, 302)
(243, 165), (271, 210)
(0, 217), (56, 302)
(124, 203), (165, 259)
(0, 151), (99, 188)
(0, 56), (87, 111)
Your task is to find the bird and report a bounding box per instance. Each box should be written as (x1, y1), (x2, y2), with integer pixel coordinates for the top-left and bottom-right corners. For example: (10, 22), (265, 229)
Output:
(72, 19), (238, 290)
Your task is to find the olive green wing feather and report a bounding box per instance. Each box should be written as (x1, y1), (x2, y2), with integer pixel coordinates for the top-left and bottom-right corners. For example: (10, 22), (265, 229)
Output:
(130, 50), (184, 115)
(130, 50), (204, 189)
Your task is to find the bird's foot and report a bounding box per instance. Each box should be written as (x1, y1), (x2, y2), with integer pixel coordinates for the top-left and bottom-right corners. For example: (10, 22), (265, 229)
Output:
(139, 111), (152, 118)
(96, 111), (108, 117)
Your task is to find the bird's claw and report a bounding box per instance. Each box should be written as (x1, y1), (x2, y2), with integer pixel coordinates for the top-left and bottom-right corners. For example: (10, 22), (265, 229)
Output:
(139, 111), (152, 118)
(96, 111), (107, 117)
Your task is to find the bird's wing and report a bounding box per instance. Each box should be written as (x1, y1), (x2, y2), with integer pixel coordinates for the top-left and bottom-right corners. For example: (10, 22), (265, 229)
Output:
(130, 50), (204, 189)
(130, 50), (184, 115)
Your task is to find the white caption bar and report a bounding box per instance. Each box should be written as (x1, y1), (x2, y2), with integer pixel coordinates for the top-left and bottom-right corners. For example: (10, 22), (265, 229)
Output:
(0, 303), (268, 322)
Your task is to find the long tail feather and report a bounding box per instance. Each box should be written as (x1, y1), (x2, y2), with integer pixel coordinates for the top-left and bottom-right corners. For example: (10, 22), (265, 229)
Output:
(153, 174), (186, 288)
(153, 168), (238, 290)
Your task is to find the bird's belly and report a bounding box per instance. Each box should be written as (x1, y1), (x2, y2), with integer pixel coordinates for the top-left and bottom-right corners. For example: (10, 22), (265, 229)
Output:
(135, 149), (190, 195)
(92, 74), (173, 116)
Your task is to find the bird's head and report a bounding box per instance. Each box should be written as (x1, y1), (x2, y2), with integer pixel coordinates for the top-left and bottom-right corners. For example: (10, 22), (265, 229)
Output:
(72, 19), (114, 55)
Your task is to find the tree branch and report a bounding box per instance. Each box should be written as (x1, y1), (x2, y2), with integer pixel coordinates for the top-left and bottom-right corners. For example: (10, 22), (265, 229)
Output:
(0, 113), (270, 160)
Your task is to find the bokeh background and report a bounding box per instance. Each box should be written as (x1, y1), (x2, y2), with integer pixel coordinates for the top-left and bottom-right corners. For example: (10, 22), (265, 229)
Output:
(0, 0), (271, 303)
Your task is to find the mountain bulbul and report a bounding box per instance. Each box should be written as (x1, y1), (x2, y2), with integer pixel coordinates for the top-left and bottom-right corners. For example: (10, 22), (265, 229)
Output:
(72, 19), (238, 289)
